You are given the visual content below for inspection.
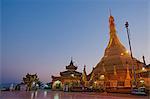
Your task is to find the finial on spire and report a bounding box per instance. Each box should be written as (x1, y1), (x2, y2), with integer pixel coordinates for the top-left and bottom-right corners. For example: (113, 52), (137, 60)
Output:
(70, 57), (73, 65)
(84, 65), (86, 68)
(83, 65), (86, 73)
(109, 8), (112, 16)
(142, 55), (146, 65)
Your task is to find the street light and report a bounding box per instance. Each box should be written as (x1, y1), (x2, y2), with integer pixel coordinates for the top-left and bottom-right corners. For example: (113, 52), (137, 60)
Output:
(125, 21), (136, 88)
(125, 22), (133, 58)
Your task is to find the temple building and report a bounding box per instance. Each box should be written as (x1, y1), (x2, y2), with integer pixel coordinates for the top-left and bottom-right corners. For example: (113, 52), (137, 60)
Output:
(51, 59), (82, 90)
(82, 14), (144, 89)
(51, 13), (149, 92)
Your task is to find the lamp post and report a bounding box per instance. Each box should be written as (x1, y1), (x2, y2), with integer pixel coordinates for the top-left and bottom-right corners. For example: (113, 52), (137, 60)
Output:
(125, 21), (136, 88)
(125, 22), (133, 59)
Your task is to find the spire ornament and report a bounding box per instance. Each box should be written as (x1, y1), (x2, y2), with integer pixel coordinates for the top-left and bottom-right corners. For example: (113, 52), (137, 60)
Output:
(105, 13), (127, 57)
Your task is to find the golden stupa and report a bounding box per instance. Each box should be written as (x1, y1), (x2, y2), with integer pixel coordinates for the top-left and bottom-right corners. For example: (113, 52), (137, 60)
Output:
(88, 14), (144, 88)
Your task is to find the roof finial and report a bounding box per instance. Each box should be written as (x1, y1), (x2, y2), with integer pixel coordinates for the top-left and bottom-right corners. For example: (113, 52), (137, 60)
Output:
(70, 57), (73, 65)
(142, 55), (146, 65)
(71, 56), (73, 61)
(109, 8), (112, 16)
(84, 65), (86, 69)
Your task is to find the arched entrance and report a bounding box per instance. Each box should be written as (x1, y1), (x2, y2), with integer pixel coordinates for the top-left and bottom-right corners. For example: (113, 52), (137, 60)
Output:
(52, 80), (62, 90)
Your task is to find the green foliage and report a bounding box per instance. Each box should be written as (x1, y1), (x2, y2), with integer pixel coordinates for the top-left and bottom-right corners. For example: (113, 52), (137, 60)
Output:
(23, 73), (40, 91)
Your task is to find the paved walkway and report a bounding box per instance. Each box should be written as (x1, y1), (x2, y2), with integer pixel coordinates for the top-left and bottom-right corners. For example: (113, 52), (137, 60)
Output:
(0, 90), (149, 99)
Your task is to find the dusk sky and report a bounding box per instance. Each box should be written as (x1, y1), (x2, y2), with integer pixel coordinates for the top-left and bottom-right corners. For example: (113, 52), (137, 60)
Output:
(1, 0), (150, 84)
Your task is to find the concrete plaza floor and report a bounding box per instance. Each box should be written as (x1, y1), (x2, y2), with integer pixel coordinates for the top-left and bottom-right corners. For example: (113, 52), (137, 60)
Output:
(0, 90), (149, 99)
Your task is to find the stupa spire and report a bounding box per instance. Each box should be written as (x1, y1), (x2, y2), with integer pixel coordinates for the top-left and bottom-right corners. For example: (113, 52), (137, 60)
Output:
(104, 12), (127, 56)
(108, 13), (120, 48)
(109, 8), (112, 16)
(66, 57), (77, 71)
(83, 65), (87, 75)
(82, 65), (87, 82)
(125, 62), (131, 87)
(126, 63), (131, 80)
(70, 57), (73, 65)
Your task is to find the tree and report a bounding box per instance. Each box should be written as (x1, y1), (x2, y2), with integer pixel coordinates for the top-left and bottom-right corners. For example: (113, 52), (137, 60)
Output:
(23, 73), (39, 91)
